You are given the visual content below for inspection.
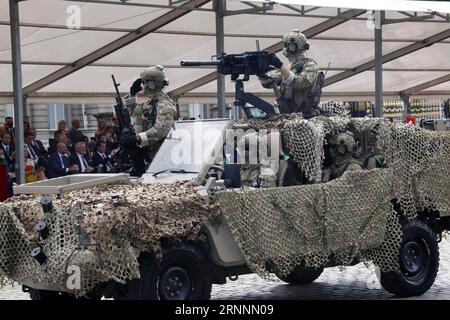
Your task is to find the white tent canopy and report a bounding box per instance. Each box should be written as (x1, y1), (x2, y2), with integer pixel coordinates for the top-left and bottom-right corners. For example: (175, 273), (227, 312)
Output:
(253, 0), (450, 14)
(2, 0), (450, 104)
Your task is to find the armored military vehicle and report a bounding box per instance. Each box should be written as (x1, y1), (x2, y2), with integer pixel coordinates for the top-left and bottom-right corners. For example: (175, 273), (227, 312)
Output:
(1, 111), (449, 300)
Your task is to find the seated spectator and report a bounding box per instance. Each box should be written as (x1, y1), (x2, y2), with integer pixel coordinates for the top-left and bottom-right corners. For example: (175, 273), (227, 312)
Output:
(70, 142), (94, 174)
(87, 139), (97, 158)
(92, 141), (116, 173)
(30, 128), (49, 158)
(68, 119), (83, 145)
(112, 116), (120, 138)
(3, 116), (15, 147)
(95, 120), (107, 140)
(0, 149), (12, 201)
(53, 120), (67, 140)
(25, 131), (48, 170)
(52, 132), (74, 154)
(47, 143), (79, 179)
(0, 125), (5, 138)
(22, 148), (46, 183)
(24, 121), (30, 133)
(105, 126), (118, 153)
(0, 133), (15, 172)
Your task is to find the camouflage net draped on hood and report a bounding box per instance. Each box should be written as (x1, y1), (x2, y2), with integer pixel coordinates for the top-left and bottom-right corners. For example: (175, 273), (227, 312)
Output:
(0, 182), (217, 294)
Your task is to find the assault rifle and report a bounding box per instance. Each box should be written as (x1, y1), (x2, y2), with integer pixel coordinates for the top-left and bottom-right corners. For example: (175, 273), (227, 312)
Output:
(111, 75), (146, 176)
(112, 74), (134, 136)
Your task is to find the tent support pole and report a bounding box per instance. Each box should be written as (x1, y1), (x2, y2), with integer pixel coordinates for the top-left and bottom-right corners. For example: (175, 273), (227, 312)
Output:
(215, 0), (226, 118)
(374, 10), (384, 118)
(9, 0), (25, 185)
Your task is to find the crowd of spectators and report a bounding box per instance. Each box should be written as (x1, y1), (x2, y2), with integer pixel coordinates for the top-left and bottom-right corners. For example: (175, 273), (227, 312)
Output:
(0, 116), (120, 198)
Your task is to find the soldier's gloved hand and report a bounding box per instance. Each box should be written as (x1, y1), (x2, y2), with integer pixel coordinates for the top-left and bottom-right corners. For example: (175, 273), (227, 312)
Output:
(130, 79), (143, 96)
(269, 53), (283, 69)
(119, 133), (138, 147)
(259, 75), (275, 88)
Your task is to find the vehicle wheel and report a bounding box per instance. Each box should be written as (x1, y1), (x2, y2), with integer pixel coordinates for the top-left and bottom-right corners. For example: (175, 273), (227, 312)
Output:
(118, 244), (212, 300)
(275, 264), (324, 285)
(380, 220), (439, 297)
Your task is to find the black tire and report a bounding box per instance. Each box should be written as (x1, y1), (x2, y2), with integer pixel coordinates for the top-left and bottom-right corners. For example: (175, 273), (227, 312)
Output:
(275, 264), (324, 285)
(118, 244), (212, 300)
(380, 219), (439, 297)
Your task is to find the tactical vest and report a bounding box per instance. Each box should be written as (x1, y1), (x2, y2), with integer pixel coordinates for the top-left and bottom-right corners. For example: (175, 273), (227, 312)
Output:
(143, 96), (158, 130)
(331, 160), (362, 180)
(142, 94), (176, 131)
(279, 58), (324, 117)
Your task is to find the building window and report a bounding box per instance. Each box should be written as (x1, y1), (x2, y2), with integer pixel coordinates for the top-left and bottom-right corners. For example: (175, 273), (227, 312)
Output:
(6, 104), (14, 117)
(48, 103), (65, 130)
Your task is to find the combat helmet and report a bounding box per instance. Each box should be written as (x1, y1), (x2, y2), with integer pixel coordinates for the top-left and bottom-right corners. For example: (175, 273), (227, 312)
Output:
(140, 65), (169, 94)
(329, 132), (357, 154)
(282, 29), (310, 54)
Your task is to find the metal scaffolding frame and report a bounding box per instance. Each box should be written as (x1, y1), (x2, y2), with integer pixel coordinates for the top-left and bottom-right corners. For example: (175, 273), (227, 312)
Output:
(22, 0), (211, 95)
(324, 28), (450, 87)
(6, 0), (450, 184)
(168, 8), (366, 98)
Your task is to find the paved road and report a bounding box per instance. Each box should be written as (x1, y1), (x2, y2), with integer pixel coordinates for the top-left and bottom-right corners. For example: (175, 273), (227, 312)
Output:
(2, 238), (449, 300)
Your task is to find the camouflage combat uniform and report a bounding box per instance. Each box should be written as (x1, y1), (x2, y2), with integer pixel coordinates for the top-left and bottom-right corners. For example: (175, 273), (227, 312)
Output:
(322, 132), (363, 182)
(124, 92), (177, 159)
(260, 29), (323, 118)
(261, 52), (320, 117)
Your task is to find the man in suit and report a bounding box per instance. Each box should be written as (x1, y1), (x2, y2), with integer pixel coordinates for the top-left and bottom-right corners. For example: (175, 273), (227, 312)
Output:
(3, 117), (15, 147)
(30, 128), (49, 159)
(25, 131), (49, 170)
(70, 142), (94, 174)
(68, 119), (83, 145)
(47, 143), (79, 179)
(0, 133), (15, 172)
(50, 132), (72, 154)
(92, 141), (115, 173)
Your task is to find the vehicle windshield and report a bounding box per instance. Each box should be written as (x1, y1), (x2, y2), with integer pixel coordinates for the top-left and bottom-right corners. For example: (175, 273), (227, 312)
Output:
(147, 119), (230, 174)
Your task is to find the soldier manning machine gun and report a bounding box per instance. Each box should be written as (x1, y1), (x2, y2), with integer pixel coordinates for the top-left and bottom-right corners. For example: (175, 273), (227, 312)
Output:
(181, 51), (277, 118)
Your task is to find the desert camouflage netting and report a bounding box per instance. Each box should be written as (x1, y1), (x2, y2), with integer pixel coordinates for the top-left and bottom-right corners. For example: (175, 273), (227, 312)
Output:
(217, 116), (450, 277)
(217, 169), (401, 276)
(0, 182), (217, 294)
(318, 100), (351, 117)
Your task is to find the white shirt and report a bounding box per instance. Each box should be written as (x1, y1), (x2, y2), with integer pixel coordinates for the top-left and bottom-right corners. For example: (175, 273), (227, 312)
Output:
(97, 152), (112, 172)
(2, 144), (10, 155)
(57, 152), (69, 172)
(77, 153), (88, 172)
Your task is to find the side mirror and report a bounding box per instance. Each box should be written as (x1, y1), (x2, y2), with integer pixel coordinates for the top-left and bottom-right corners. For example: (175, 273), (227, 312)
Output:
(224, 164), (241, 188)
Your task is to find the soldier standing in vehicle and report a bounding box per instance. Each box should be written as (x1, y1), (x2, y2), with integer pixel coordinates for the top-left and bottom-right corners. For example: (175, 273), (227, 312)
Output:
(261, 29), (324, 118)
(119, 65), (178, 172)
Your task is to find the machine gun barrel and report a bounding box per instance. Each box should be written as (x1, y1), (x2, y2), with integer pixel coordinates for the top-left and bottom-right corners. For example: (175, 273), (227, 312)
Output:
(180, 51), (276, 118)
(180, 60), (222, 67)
